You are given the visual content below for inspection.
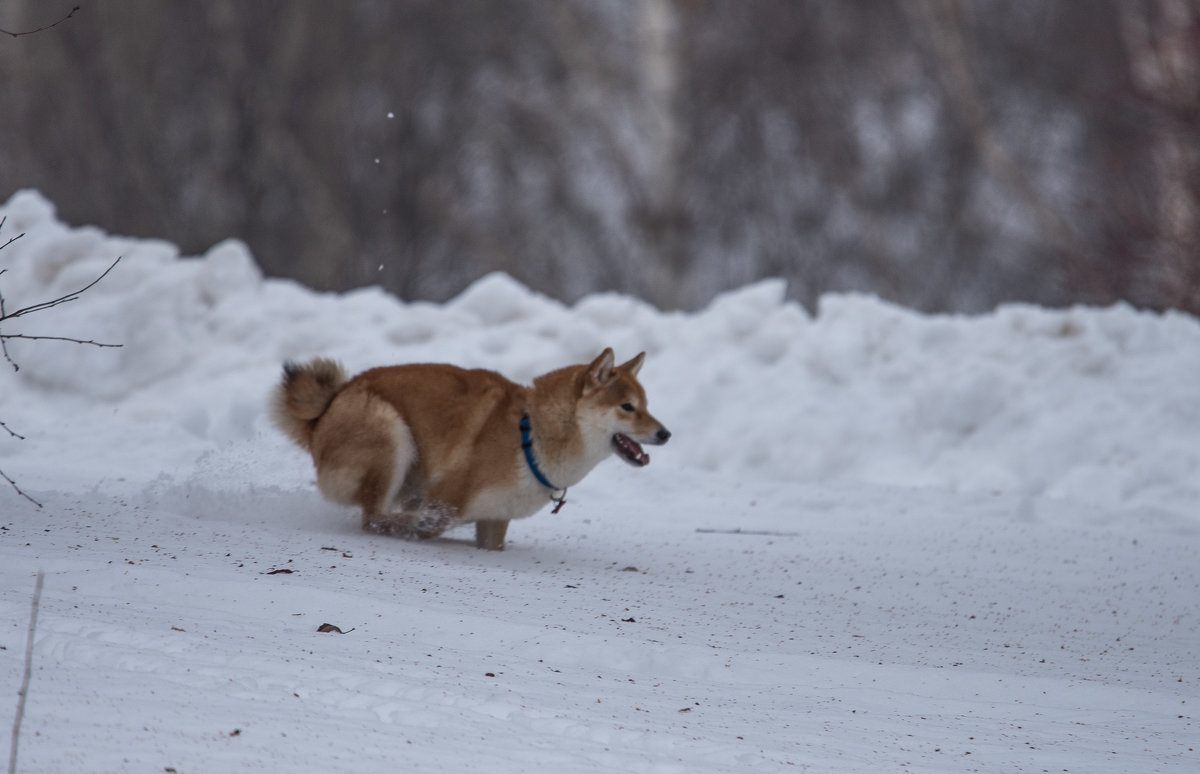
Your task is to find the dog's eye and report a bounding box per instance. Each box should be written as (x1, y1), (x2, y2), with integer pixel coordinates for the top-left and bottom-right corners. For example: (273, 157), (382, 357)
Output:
(620, 403), (635, 412)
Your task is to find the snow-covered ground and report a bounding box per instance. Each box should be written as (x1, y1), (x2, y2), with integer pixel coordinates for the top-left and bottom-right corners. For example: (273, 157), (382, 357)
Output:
(1, 189), (1197, 772)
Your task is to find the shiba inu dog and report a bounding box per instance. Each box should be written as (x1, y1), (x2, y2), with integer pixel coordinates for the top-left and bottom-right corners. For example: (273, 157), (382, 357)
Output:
(271, 349), (670, 550)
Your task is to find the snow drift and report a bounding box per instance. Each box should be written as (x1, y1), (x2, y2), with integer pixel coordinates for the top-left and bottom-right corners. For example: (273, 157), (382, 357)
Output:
(2, 189), (1197, 519)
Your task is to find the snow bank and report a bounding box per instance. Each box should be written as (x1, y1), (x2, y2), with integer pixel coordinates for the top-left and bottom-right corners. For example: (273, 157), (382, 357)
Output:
(2, 189), (1197, 519)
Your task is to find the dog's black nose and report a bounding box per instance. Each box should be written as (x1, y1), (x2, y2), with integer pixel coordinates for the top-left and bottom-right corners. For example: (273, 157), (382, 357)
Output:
(656, 427), (672, 443)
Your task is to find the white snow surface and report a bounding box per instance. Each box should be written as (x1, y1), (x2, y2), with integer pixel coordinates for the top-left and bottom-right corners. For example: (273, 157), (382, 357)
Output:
(1, 189), (1197, 772)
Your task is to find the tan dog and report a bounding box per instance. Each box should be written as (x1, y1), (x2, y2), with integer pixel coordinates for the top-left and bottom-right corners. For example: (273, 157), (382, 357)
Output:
(271, 349), (670, 550)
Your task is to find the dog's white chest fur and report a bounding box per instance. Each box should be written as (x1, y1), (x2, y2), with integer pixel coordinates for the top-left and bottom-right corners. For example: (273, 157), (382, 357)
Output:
(463, 479), (555, 523)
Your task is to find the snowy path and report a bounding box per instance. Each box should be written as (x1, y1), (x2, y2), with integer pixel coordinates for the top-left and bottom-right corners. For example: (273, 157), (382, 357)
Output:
(3, 466), (1195, 773)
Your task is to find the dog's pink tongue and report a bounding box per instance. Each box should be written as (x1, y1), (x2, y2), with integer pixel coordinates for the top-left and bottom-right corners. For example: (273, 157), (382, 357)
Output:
(630, 438), (650, 466)
(617, 434), (651, 466)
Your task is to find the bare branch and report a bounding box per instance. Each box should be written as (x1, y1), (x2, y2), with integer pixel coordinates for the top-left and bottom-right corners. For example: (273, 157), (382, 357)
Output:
(0, 257), (122, 323)
(0, 180), (116, 515)
(0, 257), (123, 370)
(0, 335), (14, 372)
(0, 333), (122, 348)
(0, 235), (119, 505)
(0, 218), (23, 254)
(8, 571), (46, 774)
(0, 468), (42, 509)
(0, 5), (80, 38)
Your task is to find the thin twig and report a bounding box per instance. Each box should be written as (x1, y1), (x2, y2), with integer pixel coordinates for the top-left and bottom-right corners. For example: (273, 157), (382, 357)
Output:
(8, 571), (45, 774)
(0, 469), (41, 509)
(0, 225), (7, 323)
(0, 333), (122, 348)
(0, 5), (80, 38)
(0, 419), (24, 440)
(0, 275), (13, 370)
(0, 336), (13, 372)
(0, 257), (123, 371)
(0, 257), (122, 323)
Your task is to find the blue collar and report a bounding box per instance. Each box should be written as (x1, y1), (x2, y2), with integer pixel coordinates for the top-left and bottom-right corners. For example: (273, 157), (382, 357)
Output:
(520, 414), (561, 492)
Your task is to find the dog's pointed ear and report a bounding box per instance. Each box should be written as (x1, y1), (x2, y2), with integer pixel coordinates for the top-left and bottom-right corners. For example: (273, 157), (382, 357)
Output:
(585, 348), (616, 390)
(618, 352), (645, 377)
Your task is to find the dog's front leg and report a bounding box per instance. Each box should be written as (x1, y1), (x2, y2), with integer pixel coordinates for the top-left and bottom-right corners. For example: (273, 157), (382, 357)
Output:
(475, 520), (510, 551)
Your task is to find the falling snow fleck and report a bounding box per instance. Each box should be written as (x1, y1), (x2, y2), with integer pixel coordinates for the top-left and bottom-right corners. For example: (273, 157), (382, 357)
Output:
(387, 112), (395, 119)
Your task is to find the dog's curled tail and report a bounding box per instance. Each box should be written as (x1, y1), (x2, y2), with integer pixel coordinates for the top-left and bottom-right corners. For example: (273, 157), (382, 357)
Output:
(270, 358), (347, 450)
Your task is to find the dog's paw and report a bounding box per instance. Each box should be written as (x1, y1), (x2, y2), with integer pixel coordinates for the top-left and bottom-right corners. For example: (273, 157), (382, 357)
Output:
(362, 509), (457, 540)
(412, 508), (457, 540)
(362, 515), (418, 536)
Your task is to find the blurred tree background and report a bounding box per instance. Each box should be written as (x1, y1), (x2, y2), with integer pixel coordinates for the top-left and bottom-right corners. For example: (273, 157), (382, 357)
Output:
(1, 0), (1196, 314)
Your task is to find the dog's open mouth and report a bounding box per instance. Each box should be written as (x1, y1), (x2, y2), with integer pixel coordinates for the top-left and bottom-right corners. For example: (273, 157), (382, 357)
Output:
(612, 433), (650, 467)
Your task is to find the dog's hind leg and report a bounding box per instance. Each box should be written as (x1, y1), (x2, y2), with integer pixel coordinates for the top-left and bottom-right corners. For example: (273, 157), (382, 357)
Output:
(355, 466), (416, 535)
(313, 395), (418, 535)
(359, 419), (421, 535)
